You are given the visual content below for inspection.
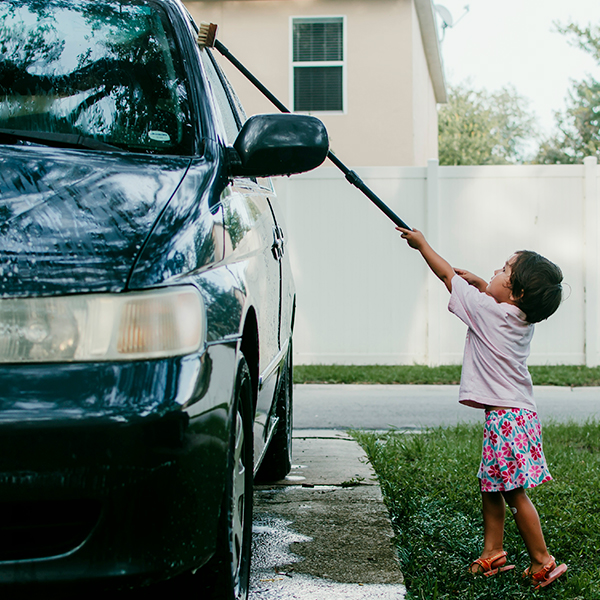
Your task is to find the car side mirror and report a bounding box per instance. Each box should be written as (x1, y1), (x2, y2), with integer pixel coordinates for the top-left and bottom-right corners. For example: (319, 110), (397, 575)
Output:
(230, 114), (329, 177)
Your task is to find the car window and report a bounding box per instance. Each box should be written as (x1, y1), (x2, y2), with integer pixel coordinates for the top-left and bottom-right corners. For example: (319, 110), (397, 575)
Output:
(209, 52), (247, 130)
(200, 50), (246, 145)
(0, 0), (194, 154)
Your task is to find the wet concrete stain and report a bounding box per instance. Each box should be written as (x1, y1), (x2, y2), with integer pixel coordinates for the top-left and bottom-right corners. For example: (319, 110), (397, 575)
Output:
(251, 572), (405, 600)
(250, 493), (405, 599)
(251, 515), (312, 572)
(250, 433), (406, 599)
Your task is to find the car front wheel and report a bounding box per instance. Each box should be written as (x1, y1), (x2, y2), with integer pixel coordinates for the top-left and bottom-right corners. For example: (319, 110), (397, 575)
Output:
(208, 353), (254, 600)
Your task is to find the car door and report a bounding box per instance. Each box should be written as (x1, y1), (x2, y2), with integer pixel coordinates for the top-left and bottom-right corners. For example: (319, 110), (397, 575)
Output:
(199, 49), (285, 459)
(266, 190), (295, 351)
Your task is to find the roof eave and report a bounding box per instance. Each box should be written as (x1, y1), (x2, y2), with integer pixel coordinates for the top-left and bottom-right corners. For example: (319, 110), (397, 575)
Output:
(414, 0), (448, 103)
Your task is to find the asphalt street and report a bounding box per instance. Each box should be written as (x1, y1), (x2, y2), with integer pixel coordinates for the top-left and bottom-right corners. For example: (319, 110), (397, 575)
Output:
(293, 384), (600, 430)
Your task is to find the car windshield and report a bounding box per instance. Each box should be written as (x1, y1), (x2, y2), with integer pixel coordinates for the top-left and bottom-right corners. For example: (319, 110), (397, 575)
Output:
(0, 0), (194, 154)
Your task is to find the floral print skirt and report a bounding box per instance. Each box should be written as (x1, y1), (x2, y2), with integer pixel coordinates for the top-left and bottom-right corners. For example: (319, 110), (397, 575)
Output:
(478, 408), (552, 492)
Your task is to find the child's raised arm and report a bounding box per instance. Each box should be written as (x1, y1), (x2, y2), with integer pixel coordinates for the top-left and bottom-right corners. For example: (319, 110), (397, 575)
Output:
(454, 268), (488, 293)
(397, 227), (454, 292)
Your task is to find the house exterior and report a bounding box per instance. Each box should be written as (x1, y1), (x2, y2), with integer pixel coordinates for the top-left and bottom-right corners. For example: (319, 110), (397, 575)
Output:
(184, 0), (447, 166)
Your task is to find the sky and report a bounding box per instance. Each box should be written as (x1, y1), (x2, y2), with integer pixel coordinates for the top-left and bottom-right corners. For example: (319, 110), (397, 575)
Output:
(438, 0), (600, 137)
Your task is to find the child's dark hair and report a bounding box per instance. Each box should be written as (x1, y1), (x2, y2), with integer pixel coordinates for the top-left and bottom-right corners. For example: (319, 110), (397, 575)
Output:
(510, 251), (563, 323)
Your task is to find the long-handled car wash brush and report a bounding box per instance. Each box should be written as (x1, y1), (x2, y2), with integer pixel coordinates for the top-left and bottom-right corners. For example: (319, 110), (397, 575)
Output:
(197, 22), (411, 230)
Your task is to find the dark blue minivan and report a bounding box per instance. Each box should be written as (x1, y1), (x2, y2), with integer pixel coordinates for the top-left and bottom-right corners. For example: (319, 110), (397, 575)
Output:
(0, 0), (328, 597)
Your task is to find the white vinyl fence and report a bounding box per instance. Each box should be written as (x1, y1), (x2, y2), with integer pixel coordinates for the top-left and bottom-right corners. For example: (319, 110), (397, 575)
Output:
(274, 158), (600, 367)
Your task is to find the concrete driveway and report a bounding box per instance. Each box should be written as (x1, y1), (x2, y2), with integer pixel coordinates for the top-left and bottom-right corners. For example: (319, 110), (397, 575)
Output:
(251, 430), (406, 600)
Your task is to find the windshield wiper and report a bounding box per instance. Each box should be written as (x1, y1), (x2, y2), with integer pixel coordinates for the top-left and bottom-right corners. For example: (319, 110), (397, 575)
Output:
(0, 128), (124, 152)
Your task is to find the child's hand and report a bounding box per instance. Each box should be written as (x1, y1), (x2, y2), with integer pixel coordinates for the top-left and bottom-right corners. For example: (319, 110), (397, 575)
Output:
(397, 227), (454, 292)
(397, 227), (426, 250)
(455, 268), (488, 292)
(454, 268), (475, 282)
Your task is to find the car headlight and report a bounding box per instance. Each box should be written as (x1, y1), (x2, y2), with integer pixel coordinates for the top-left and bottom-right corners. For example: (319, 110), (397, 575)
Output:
(0, 286), (204, 363)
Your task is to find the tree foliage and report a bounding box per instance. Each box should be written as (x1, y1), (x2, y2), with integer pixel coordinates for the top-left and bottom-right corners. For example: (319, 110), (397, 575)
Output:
(438, 84), (537, 166)
(536, 22), (600, 164)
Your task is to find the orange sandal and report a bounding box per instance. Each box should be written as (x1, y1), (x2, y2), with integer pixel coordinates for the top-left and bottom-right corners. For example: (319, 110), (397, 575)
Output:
(470, 550), (515, 577)
(523, 556), (568, 589)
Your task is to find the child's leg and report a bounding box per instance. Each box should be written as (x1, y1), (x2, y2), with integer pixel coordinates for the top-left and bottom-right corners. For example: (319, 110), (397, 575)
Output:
(502, 487), (551, 572)
(471, 491), (508, 572)
(481, 491), (506, 555)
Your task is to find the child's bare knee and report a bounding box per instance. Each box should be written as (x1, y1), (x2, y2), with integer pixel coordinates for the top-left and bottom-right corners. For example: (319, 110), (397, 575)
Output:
(501, 486), (526, 508)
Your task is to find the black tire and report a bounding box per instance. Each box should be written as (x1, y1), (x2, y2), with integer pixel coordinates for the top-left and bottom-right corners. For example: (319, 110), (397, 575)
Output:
(255, 343), (293, 482)
(206, 354), (254, 600)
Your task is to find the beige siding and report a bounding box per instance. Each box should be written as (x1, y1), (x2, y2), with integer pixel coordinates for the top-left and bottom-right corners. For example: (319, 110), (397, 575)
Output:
(185, 0), (441, 166)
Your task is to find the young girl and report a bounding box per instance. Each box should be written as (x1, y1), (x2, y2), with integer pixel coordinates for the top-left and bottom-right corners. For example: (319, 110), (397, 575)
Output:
(397, 226), (568, 589)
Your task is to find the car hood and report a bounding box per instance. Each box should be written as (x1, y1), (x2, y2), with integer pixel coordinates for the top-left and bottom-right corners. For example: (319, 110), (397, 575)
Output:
(0, 145), (191, 297)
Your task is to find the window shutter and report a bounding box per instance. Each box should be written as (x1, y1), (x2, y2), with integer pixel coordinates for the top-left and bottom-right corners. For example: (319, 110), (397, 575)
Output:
(293, 20), (343, 62)
(294, 67), (343, 112)
(292, 17), (344, 112)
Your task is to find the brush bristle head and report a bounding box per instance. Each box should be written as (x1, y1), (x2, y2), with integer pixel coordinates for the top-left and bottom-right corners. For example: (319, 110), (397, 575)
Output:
(198, 22), (218, 48)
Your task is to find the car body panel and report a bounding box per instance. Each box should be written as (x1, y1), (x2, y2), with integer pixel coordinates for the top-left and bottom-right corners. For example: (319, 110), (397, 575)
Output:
(0, 344), (236, 585)
(0, 0), (323, 591)
(0, 145), (191, 296)
(221, 180), (281, 455)
(127, 152), (225, 292)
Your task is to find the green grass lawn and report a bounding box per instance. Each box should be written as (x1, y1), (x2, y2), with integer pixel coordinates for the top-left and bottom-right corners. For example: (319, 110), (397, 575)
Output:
(294, 364), (600, 386)
(352, 422), (600, 599)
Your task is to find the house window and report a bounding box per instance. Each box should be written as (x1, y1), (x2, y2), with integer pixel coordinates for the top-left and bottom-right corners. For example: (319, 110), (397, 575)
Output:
(292, 16), (345, 112)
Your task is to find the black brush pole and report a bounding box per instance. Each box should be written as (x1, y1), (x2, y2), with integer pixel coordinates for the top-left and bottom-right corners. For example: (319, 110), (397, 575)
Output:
(326, 151), (411, 229)
(215, 41), (289, 114)
(214, 40), (411, 230)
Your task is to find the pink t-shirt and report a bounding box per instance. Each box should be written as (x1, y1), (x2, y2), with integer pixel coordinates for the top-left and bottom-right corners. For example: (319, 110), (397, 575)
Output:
(448, 275), (536, 411)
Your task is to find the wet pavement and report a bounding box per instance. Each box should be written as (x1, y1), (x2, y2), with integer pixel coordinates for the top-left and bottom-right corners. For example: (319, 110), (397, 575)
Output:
(250, 430), (405, 599)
